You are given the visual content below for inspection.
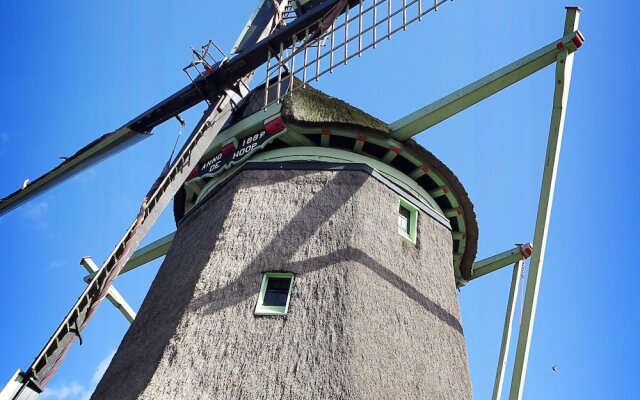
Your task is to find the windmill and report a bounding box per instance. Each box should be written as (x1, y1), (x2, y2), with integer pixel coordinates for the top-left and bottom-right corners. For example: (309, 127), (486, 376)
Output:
(0, 1), (584, 399)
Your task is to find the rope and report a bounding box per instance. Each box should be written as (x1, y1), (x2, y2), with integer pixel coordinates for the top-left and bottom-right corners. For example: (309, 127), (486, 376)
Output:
(169, 117), (186, 163)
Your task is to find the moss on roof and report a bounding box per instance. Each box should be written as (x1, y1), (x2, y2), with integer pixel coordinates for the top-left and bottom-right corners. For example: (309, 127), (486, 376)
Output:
(281, 82), (391, 136)
(281, 81), (477, 279)
(176, 80), (479, 279)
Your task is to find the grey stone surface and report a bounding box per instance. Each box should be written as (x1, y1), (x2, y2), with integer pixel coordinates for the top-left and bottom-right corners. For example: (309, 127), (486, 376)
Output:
(92, 169), (472, 400)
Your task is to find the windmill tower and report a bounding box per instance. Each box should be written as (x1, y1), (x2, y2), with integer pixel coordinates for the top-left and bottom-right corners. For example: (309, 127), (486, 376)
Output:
(90, 80), (478, 399)
(0, 1), (584, 399)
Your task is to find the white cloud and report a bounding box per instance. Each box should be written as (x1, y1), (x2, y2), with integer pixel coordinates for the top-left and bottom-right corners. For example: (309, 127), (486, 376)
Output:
(77, 167), (97, 185)
(40, 382), (85, 400)
(40, 350), (116, 400)
(91, 350), (115, 387)
(22, 200), (50, 232)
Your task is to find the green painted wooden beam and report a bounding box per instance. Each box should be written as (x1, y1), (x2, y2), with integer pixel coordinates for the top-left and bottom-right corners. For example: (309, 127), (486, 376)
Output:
(389, 28), (584, 141)
(80, 257), (137, 323)
(469, 243), (532, 281)
(509, 7), (582, 399)
(81, 232), (176, 279)
(492, 260), (524, 400)
(120, 232), (176, 275)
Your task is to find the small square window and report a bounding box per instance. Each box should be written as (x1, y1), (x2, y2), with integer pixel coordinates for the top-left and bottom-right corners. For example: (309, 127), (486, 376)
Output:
(398, 199), (418, 243)
(255, 272), (294, 315)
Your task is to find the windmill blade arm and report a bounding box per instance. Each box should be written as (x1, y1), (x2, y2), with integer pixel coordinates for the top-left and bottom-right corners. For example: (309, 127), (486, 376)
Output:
(25, 89), (238, 388)
(131, 0), (357, 117)
(0, 0), (359, 218)
(0, 127), (150, 217)
(232, 0), (287, 55)
(389, 30), (585, 140)
(126, 79), (218, 133)
(0, 1), (330, 218)
(215, 0), (356, 82)
(0, 78), (216, 219)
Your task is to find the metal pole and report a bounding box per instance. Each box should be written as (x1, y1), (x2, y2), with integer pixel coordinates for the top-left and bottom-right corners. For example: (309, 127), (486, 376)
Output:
(508, 7), (581, 399)
(492, 260), (524, 400)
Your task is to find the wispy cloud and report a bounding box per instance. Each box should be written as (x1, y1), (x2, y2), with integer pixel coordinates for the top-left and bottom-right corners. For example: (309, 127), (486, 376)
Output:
(76, 167), (98, 187)
(22, 200), (50, 232)
(48, 260), (66, 269)
(91, 350), (115, 387)
(40, 350), (116, 400)
(40, 382), (85, 400)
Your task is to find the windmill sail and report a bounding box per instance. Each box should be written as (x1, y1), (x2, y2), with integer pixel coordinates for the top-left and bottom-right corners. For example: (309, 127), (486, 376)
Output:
(263, 0), (451, 107)
(0, 0), (360, 218)
(0, 128), (149, 217)
(26, 90), (238, 389)
(1, 1), (459, 397)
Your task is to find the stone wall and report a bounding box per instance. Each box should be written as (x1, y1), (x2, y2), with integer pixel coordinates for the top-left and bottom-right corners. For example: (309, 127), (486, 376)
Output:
(91, 168), (472, 400)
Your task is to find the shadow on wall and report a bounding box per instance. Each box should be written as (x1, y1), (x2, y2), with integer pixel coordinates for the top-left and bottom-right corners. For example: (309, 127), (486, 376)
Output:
(190, 170), (462, 334)
(284, 249), (463, 334)
(92, 170), (461, 400)
(192, 246), (463, 335)
(92, 171), (364, 400)
(91, 179), (237, 400)
(189, 170), (368, 313)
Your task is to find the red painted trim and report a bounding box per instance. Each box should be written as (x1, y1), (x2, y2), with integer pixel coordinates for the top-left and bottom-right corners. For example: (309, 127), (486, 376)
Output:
(221, 143), (236, 156)
(571, 33), (584, 48)
(264, 117), (285, 135)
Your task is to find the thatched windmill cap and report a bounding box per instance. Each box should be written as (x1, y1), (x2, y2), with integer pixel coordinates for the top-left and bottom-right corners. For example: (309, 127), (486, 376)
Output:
(177, 81), (478, 283)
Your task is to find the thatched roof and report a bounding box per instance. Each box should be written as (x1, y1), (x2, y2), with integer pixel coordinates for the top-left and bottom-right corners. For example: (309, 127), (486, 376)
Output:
(402, 140), (478, 280)
(178, 81), (478, 280)
(281, 82), (391, 136)
(277, 83), (477, 280)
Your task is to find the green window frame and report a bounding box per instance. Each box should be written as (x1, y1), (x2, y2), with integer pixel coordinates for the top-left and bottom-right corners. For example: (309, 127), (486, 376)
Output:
(254, 272), (295, 316)
(398, 198), (418, 243)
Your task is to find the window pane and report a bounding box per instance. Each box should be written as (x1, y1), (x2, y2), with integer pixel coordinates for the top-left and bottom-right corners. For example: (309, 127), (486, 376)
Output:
(399, 205), (411, 233)
(263, 277), (291, 307)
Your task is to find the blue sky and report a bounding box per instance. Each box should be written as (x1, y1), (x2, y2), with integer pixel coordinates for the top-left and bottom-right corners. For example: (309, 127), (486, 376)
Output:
(0, 1), (636, 399)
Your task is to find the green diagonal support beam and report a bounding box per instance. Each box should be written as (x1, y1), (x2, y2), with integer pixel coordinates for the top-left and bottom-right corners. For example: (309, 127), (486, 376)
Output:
(469, 244), (532, 281)
(80, 257), (137, 323)
(120, 232), (175, 275)
(492, 260), (524, 400)
(389, 29), (584, 141)
(509, 7), (582, 399)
